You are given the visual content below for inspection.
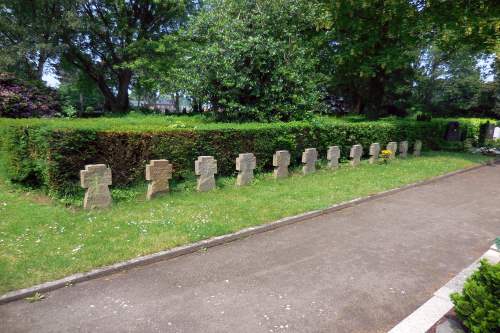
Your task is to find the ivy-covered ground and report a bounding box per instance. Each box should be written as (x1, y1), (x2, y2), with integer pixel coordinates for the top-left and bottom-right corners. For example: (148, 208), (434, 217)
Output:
(0, 151), (489, 294)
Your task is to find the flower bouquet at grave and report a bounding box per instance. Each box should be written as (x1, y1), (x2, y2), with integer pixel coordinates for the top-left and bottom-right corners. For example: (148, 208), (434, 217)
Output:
(380, 150), (392, 164)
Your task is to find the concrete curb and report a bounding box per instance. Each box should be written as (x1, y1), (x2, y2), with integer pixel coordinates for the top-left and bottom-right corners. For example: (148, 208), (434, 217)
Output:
(388, 243), (500, 333)
(0, 161), (494, 305)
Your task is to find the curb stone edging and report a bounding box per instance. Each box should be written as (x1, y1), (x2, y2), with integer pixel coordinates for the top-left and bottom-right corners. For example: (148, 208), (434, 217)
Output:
(388, 243), (500, 333)
(0, 161), (495, 305)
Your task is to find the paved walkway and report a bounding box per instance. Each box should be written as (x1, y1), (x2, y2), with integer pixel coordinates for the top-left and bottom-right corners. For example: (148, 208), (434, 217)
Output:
(1, 165), (499, 333)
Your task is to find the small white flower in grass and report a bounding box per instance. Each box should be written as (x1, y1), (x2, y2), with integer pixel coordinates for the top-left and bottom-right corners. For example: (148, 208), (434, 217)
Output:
(72, 245), (83, 253)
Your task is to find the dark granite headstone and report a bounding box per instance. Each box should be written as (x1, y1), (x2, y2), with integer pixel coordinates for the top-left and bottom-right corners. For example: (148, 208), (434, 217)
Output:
(444, 122), (461, 141)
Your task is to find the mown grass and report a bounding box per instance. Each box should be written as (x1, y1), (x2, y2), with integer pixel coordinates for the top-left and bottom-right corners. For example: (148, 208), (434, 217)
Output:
(0, 152), (490, 294)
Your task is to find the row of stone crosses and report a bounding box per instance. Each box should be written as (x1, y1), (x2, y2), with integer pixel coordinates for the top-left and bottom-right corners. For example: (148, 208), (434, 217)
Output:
(80, 140), (422, 209)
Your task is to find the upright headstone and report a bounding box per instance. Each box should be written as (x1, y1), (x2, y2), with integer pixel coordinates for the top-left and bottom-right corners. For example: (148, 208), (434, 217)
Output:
(80, 164), (112, 209)
(236, 153), (256, 186)
(327, 146), (341, 169)
(273, 150), (290, 179)
(413, 140), (422, 157)
(302, 148), (318, 175)
(350, 144), (363, 167)
(399, 141), (409, 158)
(444, 121), (461, 141)
(195, 156), (217, 192)
(145, 159), (173, 200)
(387, 142), (398, 159)
(485, 123), (495, 140)
(494, 127), (500, 140)
(369, 143), (380, 164)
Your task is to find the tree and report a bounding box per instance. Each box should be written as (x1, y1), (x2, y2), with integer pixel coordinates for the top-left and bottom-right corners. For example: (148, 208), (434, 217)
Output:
(56, 0), (195, 113)
(150, 0), (326, 122)
(320, 0), (428, 119)
(0, 0), (60, 81)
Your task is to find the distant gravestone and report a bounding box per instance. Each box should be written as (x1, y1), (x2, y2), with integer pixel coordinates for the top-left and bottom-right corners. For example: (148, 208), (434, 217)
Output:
(369, 143), (380, 164)
(236, 153), (256, 186)
(350, 144), (363, 167)
(195, 156), (217, 192)
(387, 142), (398, 159)
(273, 150), (290, 179)
(302, 148), (318, 175)
(399, 141), (409, 158)
(445, 121), (461, 141)
(80, 164), (112, 209)
(145, 159), (173, 200)
(413, 140), (422, 157)
(327, 146), (341, 169)
(494, 127), (500, 140)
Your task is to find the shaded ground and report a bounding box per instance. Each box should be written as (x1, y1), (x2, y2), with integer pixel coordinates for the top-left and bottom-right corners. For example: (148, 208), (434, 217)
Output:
(1, 165), (499, 333)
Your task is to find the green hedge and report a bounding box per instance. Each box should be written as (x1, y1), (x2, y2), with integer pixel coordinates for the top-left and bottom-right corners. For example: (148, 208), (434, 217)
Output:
(0, 116), (489, 197)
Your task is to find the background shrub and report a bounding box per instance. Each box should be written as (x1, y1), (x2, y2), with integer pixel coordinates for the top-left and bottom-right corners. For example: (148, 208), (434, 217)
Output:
(451, 260), (500, 333)
(0, 73), (61, 118)
(0, 116), (489, 198)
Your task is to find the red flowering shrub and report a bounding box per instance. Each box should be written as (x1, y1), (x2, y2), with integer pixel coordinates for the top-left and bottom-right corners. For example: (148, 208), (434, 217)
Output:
(0, 73), (61, 118)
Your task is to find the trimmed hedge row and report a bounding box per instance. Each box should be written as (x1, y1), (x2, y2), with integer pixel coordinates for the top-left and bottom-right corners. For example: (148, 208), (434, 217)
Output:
(0, 117), (488, 197)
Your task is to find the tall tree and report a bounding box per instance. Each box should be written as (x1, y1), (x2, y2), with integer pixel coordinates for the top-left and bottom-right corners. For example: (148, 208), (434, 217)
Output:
(320, 0), (428, 119)
(0, 0), (60, 81)
(56, 0), (194, 113)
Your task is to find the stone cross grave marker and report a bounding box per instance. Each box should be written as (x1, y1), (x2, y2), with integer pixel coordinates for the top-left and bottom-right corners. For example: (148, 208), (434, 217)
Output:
(145, 159), (173, 200)
(273, 150), (290, 179)
(369, 143), (380, 164)
(80, 164), (112, 209)
(413, 140), (422, 157)
(195, 156), (217, 192)
(350, 144), (363, 167)
(399, 141), (409, 158)
(302, 148), (318, 175)
(327, 146), (340, 169)
(386, 142), (398, 159)
(236, 153), (256, 186)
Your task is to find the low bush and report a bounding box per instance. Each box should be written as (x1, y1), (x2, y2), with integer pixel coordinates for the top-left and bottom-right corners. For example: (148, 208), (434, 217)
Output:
(0, 115), (491, 197)
(451, 260), (500, 333)
(0, 73), (61, 118)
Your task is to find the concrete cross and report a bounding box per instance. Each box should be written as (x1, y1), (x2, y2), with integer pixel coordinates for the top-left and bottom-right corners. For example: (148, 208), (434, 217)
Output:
(273, 150), (290, 179)
(413, 140), (422, 157)
(369, 143), (381, 164)
(327, 146), (340, 169)
(236, 153), (256, 186)
(80, 164), (112, 209)
(386, 142), (398, 159)
(195, 156), (217, 192)
(350, 144), (363, 167)
(145, 159), (173, 200)
(399, 141), (409, 158)
(302, 148), (318, 175)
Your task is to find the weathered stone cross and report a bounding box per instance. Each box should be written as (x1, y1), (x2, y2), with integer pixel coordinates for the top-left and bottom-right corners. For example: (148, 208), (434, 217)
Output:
(195, 156), (217, 192)
(145, 159), (173, 200)
(399, 141), (408, 158)
(273, 150), (290, 179)
(236, 153), (256, 186)
(386, 142), (398, 159)
(302, 148), (318, 175)
(350, 144), (363, 166)
(413, 140), (422, 157)
(369, 143), (380, 164)
(327, 146), (340, 169)
(80, 164), (112, 209)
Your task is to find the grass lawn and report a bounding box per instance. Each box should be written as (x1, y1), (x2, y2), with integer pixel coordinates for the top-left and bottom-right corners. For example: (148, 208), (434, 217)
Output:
(0, 151), (490, 294)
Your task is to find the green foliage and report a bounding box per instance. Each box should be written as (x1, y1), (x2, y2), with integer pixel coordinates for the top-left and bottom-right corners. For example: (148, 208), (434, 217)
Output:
(451, 260), (500, 333)
(153, 0), (325, 122)
(0, 115), (489, 197)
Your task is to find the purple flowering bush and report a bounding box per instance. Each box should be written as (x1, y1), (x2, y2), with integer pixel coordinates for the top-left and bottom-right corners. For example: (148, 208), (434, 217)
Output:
(0, 73), (61, 118)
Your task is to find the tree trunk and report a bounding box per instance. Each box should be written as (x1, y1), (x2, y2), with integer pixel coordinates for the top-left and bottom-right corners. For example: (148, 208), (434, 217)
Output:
(365, 70), (386, 120)
(175, 92), (180, 113)
(98, 70), (131, 113)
